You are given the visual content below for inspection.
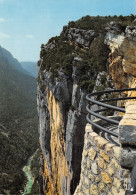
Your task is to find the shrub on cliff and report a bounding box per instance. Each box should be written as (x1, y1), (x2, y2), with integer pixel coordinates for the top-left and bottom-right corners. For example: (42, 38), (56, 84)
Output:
(39, 15), (136, 92)
(40, 32), (110, 92)
(68, 14), (136, 31)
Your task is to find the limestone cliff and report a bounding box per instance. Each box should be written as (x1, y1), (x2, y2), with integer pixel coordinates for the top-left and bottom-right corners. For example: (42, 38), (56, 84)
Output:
(37, 16), (136, 195)
(37, 67), (87, 194)
(37, 19), (111, 194)
(37, 27), (89, 194)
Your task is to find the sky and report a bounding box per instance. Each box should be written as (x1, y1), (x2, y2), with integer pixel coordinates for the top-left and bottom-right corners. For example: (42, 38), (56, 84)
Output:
(0, 0), (136, 62)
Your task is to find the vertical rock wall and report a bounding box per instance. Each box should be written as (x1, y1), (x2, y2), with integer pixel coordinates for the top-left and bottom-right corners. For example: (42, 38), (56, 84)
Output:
(37, 26), (101, 195)
(37, 66), (87, 194)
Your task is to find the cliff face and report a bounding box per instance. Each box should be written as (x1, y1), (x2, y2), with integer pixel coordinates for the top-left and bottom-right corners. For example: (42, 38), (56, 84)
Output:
(37, 16), (136, 195)
(105, 23), (136, 89)
(37, 30), (88, 193)
(37, 70), (87, 194)
(37, 20), (111, 193)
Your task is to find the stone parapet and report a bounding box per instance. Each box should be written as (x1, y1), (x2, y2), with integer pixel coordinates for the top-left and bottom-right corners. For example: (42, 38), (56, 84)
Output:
(74, 124), (130, 195)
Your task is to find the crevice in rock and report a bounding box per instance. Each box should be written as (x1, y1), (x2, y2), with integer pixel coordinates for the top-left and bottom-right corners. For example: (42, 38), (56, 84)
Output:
(122, 144), (136, 150)
(43, 105), (51, 155)
(70, 116), (86, 194)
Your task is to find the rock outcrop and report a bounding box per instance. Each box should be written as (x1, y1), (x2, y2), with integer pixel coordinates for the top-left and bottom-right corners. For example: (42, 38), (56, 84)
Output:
(37, 17), (136, 195)
(62, 27), (96, 48)
(105, 22), (136, 89)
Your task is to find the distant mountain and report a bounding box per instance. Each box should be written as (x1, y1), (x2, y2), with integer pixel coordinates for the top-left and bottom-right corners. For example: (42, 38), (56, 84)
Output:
(0, 46), (30, 75)
(0, 46), (38, 194)
(21, 61), (38, 78)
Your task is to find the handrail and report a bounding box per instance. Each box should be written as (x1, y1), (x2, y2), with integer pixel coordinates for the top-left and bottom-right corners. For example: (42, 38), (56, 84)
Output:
(86, 105), (119, 125)
(86, 115), (118, 137)
(87, 88), (136, 96)
(100, 96), (136, 102)
(86, 98), (126, 112)
(86, 88), (136, 138)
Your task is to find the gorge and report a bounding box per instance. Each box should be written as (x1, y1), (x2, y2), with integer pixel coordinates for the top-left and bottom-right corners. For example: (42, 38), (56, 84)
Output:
(1, 14), (136, 195)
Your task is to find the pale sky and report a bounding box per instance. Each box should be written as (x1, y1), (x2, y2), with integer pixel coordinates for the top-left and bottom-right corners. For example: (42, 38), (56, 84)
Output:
(0, 0), (136, 62)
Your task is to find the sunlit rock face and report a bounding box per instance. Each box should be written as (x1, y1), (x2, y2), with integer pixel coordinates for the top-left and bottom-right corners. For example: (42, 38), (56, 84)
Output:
(105, 24), (136, 89)
(105, 23), (136, 168)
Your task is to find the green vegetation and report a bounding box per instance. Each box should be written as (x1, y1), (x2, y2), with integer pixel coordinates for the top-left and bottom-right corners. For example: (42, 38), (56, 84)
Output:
(0, 46), (39, 194)
(39, 15), (136, 92)
(68, 14), (136, 31)
(40, 34), (110, 92)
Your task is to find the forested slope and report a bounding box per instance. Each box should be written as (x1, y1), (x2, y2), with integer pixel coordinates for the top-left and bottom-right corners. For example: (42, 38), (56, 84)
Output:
(0, 46), (38, 194)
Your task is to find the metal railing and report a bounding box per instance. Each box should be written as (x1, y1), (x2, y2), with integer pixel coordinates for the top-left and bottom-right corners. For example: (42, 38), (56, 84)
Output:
(86, 88), (136, 138)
